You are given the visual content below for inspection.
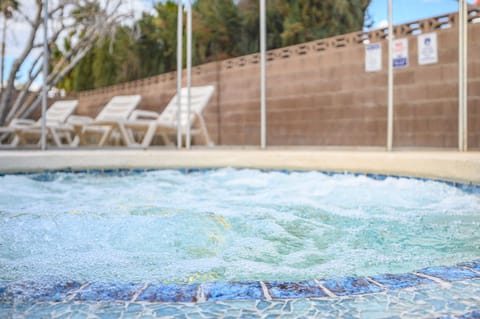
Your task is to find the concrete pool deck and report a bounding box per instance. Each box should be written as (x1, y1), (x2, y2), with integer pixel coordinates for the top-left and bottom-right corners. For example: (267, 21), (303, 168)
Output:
(0, 149), (480, 184)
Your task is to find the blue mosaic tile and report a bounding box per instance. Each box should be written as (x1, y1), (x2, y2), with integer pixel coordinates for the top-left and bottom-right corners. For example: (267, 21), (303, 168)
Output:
(203, 281), (263, 301)
(102, 169), (117, 175)
(455, 310), (480, 319)
(369, 273), (435, 290)
(74, 282), (143, 301)
(265, 280), (327, 299)
(457, 183), (476, 194)
(29, 172), (58, 182)
(418, 266), (480, 282)
(458, 260), (480, 272)
(1, 281), (81, 302)
(88, 169), (103, 175)
(443, 181), (456, 187)
(185, 168), (203, 174)
(256, 300), (271, 310)
(319, 277), (383, 296)
(136, 283), (199, 302)
(0, 282), (7, 298)
(366, 173), (388, 181)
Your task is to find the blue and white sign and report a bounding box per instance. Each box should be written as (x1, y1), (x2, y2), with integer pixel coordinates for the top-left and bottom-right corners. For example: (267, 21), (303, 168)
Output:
(365, 43), (382, 72)
(418, 32), (438, 65)
(392, 38), (409, 68)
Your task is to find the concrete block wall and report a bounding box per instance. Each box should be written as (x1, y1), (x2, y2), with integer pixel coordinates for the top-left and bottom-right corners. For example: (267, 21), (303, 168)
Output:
(77, 9), (480, 148)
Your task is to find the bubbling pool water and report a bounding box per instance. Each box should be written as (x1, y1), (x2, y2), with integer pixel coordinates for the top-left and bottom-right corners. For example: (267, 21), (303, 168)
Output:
(0, 169), (479, 284)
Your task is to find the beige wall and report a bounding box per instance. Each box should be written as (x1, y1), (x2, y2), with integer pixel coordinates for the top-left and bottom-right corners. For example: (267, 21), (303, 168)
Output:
(76, 10), (480, 148)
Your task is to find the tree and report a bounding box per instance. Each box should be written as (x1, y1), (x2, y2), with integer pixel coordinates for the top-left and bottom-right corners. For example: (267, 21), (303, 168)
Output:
(0, 0), (19, 97)
(154, 1), (181, 73)
(0, 0), (131, 126)
(239, 0), (371, 50)
(192, 0), (242, 64)
(59, 0), (373, 94)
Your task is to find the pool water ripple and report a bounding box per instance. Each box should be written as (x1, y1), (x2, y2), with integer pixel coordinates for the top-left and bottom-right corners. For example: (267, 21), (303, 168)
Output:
(0, 168), (479, 318)
(0, 169), (479, 284)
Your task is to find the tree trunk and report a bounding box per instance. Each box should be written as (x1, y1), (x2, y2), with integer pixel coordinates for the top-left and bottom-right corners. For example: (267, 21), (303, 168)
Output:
(0, 17), (6, 102)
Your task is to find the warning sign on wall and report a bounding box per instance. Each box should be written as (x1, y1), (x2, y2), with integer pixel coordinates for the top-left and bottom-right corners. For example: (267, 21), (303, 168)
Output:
(418, 32), (438, 65)
(365, 43), (382, 72)
(392, 38), (409, 68)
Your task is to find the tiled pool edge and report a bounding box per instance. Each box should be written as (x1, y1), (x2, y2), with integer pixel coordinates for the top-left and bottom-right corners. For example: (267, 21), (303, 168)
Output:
(2, 168), (480, 193)
(1, 260), (479, 303)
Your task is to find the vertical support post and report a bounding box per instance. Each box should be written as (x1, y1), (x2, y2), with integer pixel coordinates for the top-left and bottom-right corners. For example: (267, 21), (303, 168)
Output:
(458, 0), (464, 151)
(176, 0), (183, 149)
(41, 0), (48, 151)
(463, 0), (468, 151)
(387, 0), (394, 151)
(260, 0), (267, 149)
(186, 0), (192, 149)
(459, 0), (468, 151)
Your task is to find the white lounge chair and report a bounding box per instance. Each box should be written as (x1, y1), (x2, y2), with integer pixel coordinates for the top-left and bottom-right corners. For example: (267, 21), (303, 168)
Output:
(125, 85), (215, 147)
(68, 95), (141, 146)
(0, 100), (78, 147)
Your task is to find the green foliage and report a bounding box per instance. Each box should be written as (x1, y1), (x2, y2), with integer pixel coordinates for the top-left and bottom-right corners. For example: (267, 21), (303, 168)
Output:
(62, 0), (372, 92)
(73, 51), (95, 91)
(192, 0), (242, 63)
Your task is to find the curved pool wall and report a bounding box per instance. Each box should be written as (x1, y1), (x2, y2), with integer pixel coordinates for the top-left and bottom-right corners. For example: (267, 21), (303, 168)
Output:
(0, 150), (479, 185)
(1, 150), (480, 318)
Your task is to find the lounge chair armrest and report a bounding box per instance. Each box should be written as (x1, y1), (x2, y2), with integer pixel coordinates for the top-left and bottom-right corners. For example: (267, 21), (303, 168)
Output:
(129, 110), (159, 120)
(10, 118), (37, 127)
(67, 115), (94, 126)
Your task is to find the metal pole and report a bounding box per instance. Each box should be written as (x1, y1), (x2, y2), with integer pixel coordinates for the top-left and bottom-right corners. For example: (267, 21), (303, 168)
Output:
(458, 0), (463, 151)
(176, 0), (183, 149)
(458, 0), (467, 151)
(387, 0), (394, 151)
(186, 0), (192, 149)
(41, 0), (48, 151)
(260, 0), (266, 149)
(462, 0), (468, 151)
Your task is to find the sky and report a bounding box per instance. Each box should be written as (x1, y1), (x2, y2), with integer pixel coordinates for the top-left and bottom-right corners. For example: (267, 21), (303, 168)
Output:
(366, 0), (473, 30)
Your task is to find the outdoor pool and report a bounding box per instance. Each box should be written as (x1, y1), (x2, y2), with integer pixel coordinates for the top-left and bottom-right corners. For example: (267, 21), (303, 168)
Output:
(0, 168), (479, 318)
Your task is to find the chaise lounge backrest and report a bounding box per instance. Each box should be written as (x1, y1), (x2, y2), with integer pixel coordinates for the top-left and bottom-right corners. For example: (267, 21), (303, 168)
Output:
(158, 85), (215, 129)
(96, 95), (142, 121)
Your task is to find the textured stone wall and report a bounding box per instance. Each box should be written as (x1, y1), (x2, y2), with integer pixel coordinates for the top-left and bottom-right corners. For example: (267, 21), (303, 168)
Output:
(76, 9), (480, 148)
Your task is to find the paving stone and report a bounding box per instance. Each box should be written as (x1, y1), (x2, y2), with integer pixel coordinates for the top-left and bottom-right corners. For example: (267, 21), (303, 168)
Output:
(418, 266), (480, 282)
(265, 281), (327, 299)
(74, 282), (143, 301)
(203, 282), (263, 301)
(136, 283), (199, 303)
(4, 281), (82, 302)
(458, 260), (480, 272)
(319, 277), (383, 296)
(370, 273), (435, 290)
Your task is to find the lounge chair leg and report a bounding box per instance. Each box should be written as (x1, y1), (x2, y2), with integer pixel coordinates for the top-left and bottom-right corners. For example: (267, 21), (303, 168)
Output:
(49, 128), (62, 147)
(197, 115), (213, 146)
(98, 127), (113, 147)
(117, 123), (133, 146)
(141, 123), (157, 148)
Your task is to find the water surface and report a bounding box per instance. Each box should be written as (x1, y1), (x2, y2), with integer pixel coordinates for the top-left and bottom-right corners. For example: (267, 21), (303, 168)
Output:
(0, 169), (479, 283)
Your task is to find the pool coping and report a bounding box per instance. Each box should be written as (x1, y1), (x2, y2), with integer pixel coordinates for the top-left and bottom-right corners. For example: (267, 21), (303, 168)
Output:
(0, 149), (480, 185)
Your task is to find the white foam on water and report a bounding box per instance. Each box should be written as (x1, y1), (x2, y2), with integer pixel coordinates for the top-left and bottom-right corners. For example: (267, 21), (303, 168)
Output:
(0, 169), (479, 284)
